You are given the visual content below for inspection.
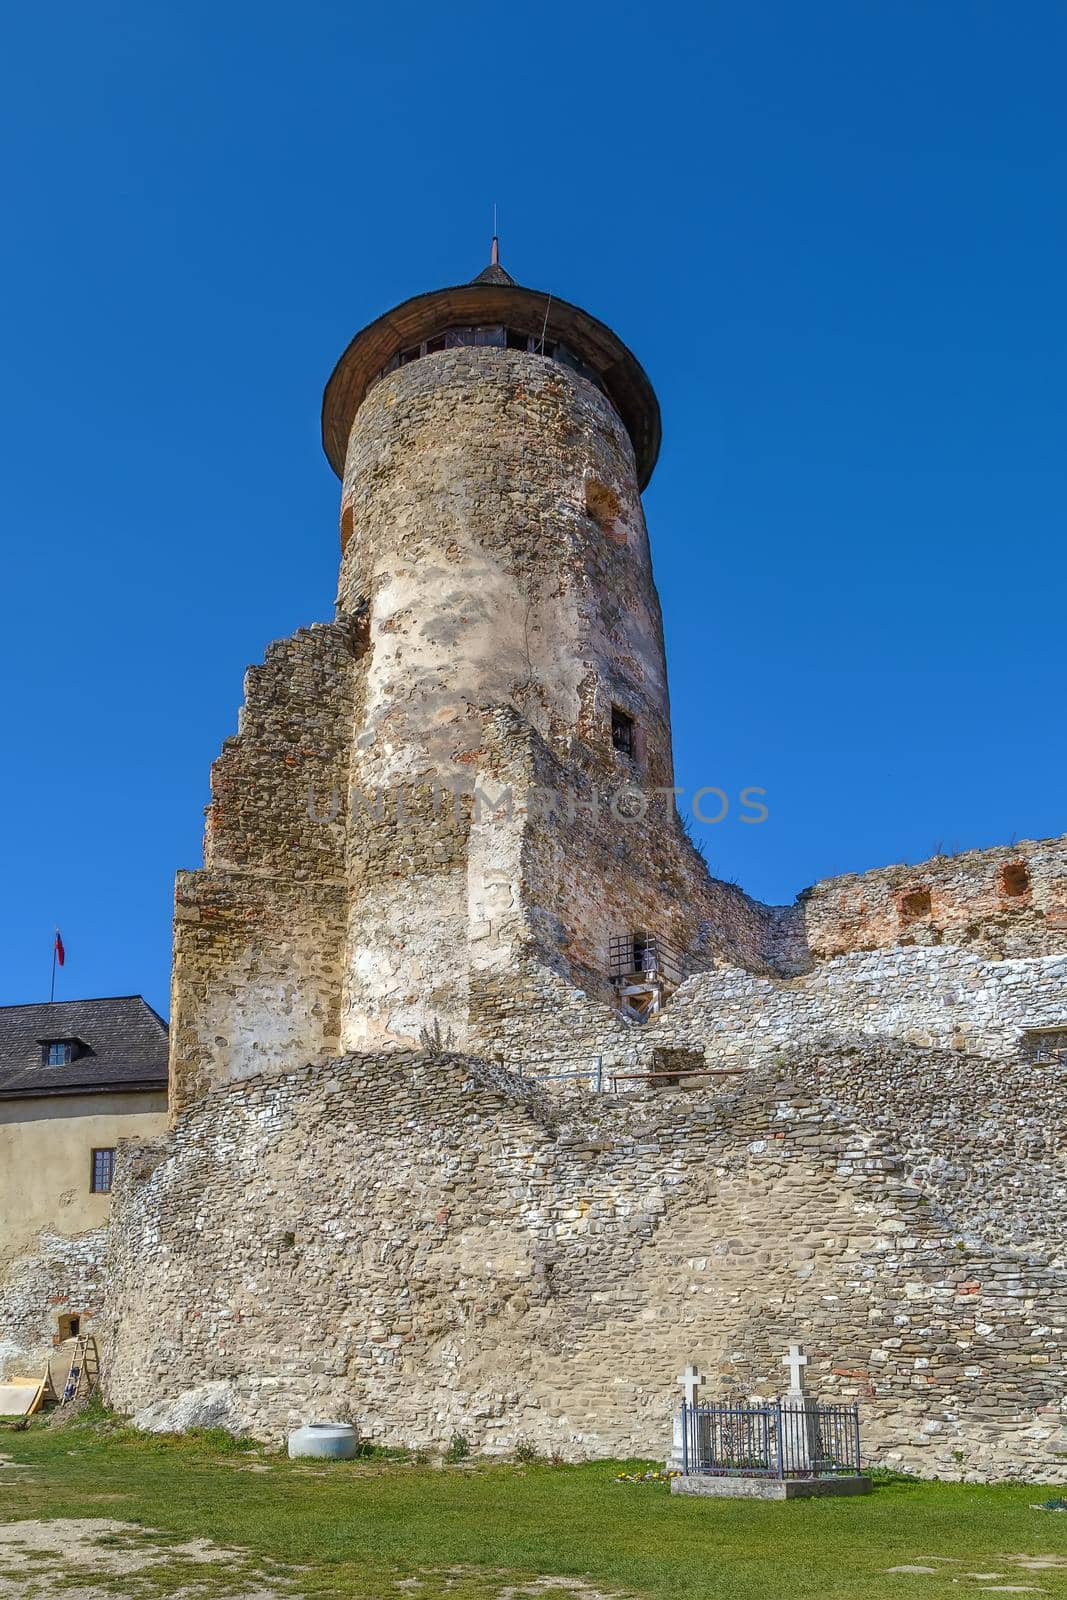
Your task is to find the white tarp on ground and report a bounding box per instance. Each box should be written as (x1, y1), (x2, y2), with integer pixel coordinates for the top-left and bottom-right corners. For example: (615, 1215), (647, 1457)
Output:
(0, 1380), (42, 1416)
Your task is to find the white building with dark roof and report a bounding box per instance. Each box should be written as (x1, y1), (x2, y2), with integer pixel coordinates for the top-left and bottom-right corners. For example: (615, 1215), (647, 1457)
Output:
(0, 996), (168, 1377)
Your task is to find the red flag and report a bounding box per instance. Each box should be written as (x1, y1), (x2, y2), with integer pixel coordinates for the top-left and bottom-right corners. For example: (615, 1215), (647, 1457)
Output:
(54, 930), (65, 967)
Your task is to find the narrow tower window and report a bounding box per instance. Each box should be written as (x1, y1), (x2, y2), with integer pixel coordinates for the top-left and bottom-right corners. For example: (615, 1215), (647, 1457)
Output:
(611, 706), (635, 757)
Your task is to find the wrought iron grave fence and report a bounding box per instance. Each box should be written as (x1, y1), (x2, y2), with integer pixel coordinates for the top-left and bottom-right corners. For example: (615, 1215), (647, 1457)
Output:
(680, 1399), (861, 1479)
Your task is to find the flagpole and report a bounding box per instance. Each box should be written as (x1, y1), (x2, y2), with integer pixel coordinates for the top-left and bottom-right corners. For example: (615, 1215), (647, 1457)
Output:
(50, 930), (57, 1003)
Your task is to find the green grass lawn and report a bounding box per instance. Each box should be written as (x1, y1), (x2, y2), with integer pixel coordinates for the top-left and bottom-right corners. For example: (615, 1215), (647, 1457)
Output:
(0, 1408), (1065, 1600)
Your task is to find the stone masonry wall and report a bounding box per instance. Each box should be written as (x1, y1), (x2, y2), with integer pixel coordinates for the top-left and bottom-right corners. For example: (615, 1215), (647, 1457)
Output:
(337, 348), (675, 788)
(465, 711), (801, 1026)
(0, 1227), (107, 1380)
(645, 947), (1067, 1066)
(469, 938), (1067, 1083)
(104, 1048), (1066, 1481)
(801, 835), (1067, 960)
(782, 1038), (1067, 1267)
(169, 620), (358, 1110)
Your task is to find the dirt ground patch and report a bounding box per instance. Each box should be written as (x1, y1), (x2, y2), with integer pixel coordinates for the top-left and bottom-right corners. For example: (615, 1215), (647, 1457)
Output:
(0, 1524), (641, 1600)
(881, 1551), (1067, 1593)
(0, 1518), (292, 1599)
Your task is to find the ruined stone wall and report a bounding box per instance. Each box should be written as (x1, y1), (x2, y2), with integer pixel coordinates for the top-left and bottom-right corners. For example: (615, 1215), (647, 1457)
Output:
(343, 780), (474, 1050)
(104, 1048), (1066, 1480)
(467, 932), (1067, 1085)
(168, 589), (1067, 1102)
(0, 1093), (168, 1378)
(643, 947), (1067, 1067)
(801, 835), (1067, 961)
(455, 712), (795, 1048)
(782, 1038), (1067, 1267)
(169, 621), (358, 1110)
(0, 1227), (107, 1380)
(511, 719), (802, 992)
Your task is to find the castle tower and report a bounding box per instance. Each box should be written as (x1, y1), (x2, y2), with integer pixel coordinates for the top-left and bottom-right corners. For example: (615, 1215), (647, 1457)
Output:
(325, 248), (666, 793)
(169, 249), (774, 1108)
(321, 248), (685, 1051)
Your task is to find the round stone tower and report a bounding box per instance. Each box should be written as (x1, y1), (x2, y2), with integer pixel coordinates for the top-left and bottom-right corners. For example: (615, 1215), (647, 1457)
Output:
(168, 247), (787, 1108)
(320, 248), (695, 1050)
(323, 247), (666, 785)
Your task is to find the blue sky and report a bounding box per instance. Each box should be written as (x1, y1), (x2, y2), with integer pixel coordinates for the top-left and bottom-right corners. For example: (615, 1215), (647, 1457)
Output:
(2, 1), (1064, 1015)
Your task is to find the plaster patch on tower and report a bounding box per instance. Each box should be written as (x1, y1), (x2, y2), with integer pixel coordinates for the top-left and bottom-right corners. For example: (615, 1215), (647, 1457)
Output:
(585, 477), (627, 544)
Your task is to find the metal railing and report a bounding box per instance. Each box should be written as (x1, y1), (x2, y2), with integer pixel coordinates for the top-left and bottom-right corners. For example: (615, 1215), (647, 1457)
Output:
(680, 1399), (861, 1480)
(608, 933), (683, 987)
(515, 1056), (606, 1092)
(512, 1056), (750, 1094)
(1024, 1029), (1067, 1065)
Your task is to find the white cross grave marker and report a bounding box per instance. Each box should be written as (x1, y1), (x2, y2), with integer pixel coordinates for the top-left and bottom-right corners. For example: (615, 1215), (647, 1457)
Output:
(783, 1342), (808, 1396)
(677, 1363), (703, 1407)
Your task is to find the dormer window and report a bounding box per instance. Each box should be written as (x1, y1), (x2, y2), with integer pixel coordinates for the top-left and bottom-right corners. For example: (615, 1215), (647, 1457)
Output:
(42, 1038), (81, 1066)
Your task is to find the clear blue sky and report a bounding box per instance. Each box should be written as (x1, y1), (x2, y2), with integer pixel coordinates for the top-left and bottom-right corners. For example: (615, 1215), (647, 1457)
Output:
(2, 1), (1064, 1015)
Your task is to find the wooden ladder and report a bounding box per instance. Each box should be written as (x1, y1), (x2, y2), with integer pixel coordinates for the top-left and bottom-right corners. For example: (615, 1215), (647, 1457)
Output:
(61, 1334), (100, 1405)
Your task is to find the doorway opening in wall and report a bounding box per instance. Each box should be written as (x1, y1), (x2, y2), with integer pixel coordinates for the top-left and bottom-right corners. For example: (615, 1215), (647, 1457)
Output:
(1022, 1027), (1067, 1065)
(57, 1314), (81, 1342)
(609, 929), (682, 1022)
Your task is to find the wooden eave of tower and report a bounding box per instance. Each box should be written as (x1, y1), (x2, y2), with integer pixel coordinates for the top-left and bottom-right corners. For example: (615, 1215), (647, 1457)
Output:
(321, 278), (662, 490)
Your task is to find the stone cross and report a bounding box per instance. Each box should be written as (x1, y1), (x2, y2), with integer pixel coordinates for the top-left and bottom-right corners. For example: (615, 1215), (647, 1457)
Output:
(783, 1342), (808, 1396)
(677, 1363), (703, 1407)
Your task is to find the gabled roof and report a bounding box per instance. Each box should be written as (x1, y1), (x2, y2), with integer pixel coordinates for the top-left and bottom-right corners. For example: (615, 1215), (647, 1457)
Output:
(0, 996), (168, 1099)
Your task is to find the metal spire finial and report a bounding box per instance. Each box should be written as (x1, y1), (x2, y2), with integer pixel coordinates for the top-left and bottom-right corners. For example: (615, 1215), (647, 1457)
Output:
(470, 207), (516, 287)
